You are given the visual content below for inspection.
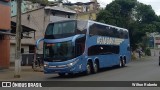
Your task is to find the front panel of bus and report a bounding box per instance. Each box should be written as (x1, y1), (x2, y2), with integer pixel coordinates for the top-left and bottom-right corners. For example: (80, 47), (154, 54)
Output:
(43, 20), (88, 74)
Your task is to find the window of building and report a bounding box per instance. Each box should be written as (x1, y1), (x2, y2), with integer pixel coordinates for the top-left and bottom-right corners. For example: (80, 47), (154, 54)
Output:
(21, 48), (24, 53)
(29, 45), (35, 53)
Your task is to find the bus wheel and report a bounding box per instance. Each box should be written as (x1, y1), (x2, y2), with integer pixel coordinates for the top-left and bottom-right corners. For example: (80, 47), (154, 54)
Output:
(119, 60), (123, 68)
(58, 73), (66, 77)
(93, 62), (98, 73)
(122, 59), (126, 67)
(86, 62), (92, 75)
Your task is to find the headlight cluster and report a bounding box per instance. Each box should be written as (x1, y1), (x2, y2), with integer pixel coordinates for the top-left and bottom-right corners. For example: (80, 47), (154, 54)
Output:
(43, 59), (79, 68)
(44, 62), (49, 67)
(67, 59), (78, 67)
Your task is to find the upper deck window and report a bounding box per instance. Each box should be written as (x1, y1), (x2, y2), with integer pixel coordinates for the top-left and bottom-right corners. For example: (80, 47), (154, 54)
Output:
(45, 21), (76, 39)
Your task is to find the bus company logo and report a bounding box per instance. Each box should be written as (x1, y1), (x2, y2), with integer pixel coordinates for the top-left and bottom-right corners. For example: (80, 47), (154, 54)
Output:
(2, 82), (11, 87)
(1, 82), (42, 87)
(97, 36), (124, 45)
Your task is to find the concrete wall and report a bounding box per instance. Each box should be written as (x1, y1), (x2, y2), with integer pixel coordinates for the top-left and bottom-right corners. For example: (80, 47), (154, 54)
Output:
(11, 0), (27, 16)
(77, 12), (97, 20)
(0, 1), (11, 68)
(11, 8), (76, 53)
(0, 36), (10, 68)
(10, 44), (29, 63)
(0, 2), (10, 30)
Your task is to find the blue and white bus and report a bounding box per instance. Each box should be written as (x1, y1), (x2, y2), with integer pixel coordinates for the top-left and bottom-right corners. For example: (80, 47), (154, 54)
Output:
(38, 20), (131, 76)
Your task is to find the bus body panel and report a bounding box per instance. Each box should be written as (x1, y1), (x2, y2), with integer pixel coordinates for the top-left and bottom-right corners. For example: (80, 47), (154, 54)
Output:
(42, 20), (131, 74)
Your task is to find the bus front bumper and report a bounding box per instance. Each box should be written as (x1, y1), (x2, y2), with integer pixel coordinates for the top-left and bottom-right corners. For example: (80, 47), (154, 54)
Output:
(43, 62), (84, 74)
(44, 66), (78, 74)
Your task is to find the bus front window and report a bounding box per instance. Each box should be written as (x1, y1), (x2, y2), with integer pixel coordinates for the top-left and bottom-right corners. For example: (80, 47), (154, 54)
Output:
(45, 21), (76, 39)
(44, 41), (74, 62)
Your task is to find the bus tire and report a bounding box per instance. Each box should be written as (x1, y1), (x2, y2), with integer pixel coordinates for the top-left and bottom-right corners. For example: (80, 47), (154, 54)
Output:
(58, 73), (66, 77)
(119, 60), (123, 68)
(93, 61), (99, 73)
(86, 62), (92, 75)
(122, 59), (126, 67)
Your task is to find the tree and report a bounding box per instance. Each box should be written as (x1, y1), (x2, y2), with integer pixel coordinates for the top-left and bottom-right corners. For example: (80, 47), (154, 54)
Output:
(96, 0), (160, 50)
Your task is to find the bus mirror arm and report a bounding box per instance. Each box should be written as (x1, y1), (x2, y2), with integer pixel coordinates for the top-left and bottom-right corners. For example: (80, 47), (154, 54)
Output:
(36, 38), (44, 50)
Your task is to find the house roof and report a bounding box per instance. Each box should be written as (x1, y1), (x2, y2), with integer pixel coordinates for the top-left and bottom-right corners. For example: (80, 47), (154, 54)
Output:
(11, 21), (36, 33)
(45, 6), (76, 14)
(63, 1), (96, 6)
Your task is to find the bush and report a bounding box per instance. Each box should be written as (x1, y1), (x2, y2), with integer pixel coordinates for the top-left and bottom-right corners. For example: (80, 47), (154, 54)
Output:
(145, 48), (151, 56)
(131, 51), (137, 60)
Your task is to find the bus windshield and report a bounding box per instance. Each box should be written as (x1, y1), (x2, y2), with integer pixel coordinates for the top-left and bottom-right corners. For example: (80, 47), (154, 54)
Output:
(45, 21), (76, 39)
(44, 41), (74, 62)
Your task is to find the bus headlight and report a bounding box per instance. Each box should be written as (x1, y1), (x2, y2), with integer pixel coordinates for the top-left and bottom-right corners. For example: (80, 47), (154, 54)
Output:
(67, 59), (78, 67)
(44, 64), (48, 67)
(44, 62), (49, 67)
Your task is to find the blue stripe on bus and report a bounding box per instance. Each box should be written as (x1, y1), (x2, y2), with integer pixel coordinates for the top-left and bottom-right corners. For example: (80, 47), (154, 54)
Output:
(44, 35), (83, 43)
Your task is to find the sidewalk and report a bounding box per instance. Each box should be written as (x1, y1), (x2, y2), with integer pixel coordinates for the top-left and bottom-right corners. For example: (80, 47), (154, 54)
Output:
(0, 66), (43, 81)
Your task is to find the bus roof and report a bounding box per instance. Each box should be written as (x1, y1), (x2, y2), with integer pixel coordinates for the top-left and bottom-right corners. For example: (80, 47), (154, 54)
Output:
(88, 20), (128, 31)
(48, 19), (128, 31)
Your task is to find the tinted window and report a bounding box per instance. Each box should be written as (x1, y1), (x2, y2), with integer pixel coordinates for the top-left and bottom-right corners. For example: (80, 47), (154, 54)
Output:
(43, 41), (74, 62)
(46, 21), (76, 35)
(45, 21), (76, 39)
(88, 45), (119, 56)
(75, 36), (86, 56)
(89, 23), (128, 39)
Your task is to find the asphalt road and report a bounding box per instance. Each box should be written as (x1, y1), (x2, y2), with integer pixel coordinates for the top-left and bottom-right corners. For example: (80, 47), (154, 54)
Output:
(27, 56), (160, 81)
(1, 54), (160, 90)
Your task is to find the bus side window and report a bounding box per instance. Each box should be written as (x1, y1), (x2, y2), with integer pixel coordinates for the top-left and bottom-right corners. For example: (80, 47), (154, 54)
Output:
(76, 43), (85, 56)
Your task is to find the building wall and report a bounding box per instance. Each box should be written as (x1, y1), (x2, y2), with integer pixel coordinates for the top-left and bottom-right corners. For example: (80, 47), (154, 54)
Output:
(77, 12), (97, 20)
(0, 1), (11, 68)
(11, 8), (46, 53)
(0, 2), (10, 30)
(11, 0), (27, 16)
(11, 8), (76, 53)
(10, 44), (29, 63)
(0, 36), (10, 68)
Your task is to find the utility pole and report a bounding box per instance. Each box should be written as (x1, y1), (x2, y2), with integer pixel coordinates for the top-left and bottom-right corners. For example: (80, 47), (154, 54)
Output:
(14, 0), (22, 78)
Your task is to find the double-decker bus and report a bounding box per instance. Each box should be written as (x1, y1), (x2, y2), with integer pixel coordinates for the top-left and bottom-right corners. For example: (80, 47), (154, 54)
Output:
(37, 20), (131, 76)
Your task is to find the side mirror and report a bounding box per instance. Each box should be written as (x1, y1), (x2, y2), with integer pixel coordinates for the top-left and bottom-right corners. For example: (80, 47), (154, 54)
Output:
(36, 38), (44, 50)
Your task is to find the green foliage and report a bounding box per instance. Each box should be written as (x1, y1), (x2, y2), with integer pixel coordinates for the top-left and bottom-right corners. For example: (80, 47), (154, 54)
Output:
(131, 52), (137, 60)
(96, 0), (160, 50)
(144, 48), (151, 56)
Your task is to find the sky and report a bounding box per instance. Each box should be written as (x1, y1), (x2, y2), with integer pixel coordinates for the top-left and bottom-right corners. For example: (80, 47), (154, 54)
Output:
(48, 0), (160, 15)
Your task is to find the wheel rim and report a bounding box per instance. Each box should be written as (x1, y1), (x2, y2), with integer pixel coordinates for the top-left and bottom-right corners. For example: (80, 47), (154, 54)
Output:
(119, 60), (122, 67)
(87, 64), (91, 74)
(94, 63), (98, 73)
(123, 60), (125, 66)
